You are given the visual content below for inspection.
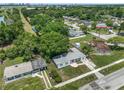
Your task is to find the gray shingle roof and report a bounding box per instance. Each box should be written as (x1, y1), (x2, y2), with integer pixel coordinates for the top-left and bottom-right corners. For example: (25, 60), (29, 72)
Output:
(53, 48), (86, 65)
(4, 62), (33, 78)
(31, 58), (47, 70)
(4, 58), (47, 78)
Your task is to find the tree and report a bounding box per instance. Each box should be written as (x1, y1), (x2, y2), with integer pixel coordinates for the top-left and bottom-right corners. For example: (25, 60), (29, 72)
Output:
(91, 22), (97, 30)
(80, 25), (88, 34)
(106, 20), (113, 26)
(50, 69), (62, 83)
(38, 32), (69, 58)
(42, 20), (68, 36)
(81, 44), (93, 56)
(118, 22), (124, 35)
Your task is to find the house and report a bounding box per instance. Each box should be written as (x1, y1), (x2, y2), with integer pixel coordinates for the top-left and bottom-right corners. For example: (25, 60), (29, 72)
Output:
(81, 20), (92, 28)
(4, 58), (47, 82)
(0, 16), (5, 24)
(52, 48), (87, 69)
(69, 28), (84, 37)
(90, 41), (110, 54)
(96, 23), (112, 29)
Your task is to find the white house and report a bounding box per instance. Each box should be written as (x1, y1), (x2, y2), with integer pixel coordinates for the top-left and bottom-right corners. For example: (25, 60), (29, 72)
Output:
(52, 48), (87, 69)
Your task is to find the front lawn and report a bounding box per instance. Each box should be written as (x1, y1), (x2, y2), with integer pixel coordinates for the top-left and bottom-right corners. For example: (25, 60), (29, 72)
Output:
(119, 86), (124, 90)
(70, 34), (95, 44)
(90, 50), (124, 67)
(47, 62), (90, 84)
(108, 36), (124, 43)
(4, 77), (45, 90)
(52, 74), (97, 90)
(90, 29), (110, 35)
(100, 62), (124, 75)
(58, 65), (90, 81)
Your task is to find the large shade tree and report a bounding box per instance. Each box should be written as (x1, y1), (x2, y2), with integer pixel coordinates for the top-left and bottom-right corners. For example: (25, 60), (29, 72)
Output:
(38, 32), (69, 58)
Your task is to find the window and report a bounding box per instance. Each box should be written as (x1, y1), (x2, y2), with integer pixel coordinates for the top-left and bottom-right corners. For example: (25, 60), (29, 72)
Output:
(7, 77), (14, 81)
(70, 59), (75, 63)
(23, 72), (31, 76)
(15, 74), (21, 78)
(60, 64), (63, 67)
(76, 58), (81, 61)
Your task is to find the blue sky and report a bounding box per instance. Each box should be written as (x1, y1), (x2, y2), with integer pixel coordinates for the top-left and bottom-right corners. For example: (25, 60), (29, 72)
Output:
(0, 0), (123, 4)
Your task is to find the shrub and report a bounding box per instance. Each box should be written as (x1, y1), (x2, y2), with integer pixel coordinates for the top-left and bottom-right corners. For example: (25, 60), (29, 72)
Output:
(50, 69), (62, 83)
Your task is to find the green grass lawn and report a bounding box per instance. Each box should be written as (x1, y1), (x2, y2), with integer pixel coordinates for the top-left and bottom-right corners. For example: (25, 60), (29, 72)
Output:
(119, 86), (124, 90)
(0, 57), (24, 89)
(47, 62), (90, 84)
(90, 50), (124, 67)
(4, 77), (45, 90)
(108, 36), (124, 43)
(100, 62), (124, 75)
(58, 65), (90, 81)
(70, 34), (95, 44)
(90, 29), (110, 35)
(52, 74), (97, 90)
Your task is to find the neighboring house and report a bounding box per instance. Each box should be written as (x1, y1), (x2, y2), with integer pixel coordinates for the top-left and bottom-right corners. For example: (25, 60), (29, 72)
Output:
(81, 20), (92, 28)
(90, 41), (110, 54)
(0, 16), (5, 24)
(4, 58), (47, 82)
(69, 28), (84, 37)
(52, 48), (87, 69)
(96, 23), (112, 29)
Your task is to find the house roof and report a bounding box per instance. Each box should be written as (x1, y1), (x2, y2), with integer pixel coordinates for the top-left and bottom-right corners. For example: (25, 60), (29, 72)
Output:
(4, 58), (47, 78)
(96, 23), (112, 29)
(4, 62), (33, 78)
(53, 48), (86, 65)
(96, 23), (107, 27)
(31, 58), (47, 70)
(81, 20), (92, 26)
(69, 28), (84, 37)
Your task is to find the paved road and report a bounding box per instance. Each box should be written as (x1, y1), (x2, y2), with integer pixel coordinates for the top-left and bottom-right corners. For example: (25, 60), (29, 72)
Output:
(54, 58), (124, 88)
(80, 67), (124, 90)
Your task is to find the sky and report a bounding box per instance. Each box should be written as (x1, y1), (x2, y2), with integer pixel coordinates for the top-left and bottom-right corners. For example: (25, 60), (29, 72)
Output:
(0, 0), (124, 4)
